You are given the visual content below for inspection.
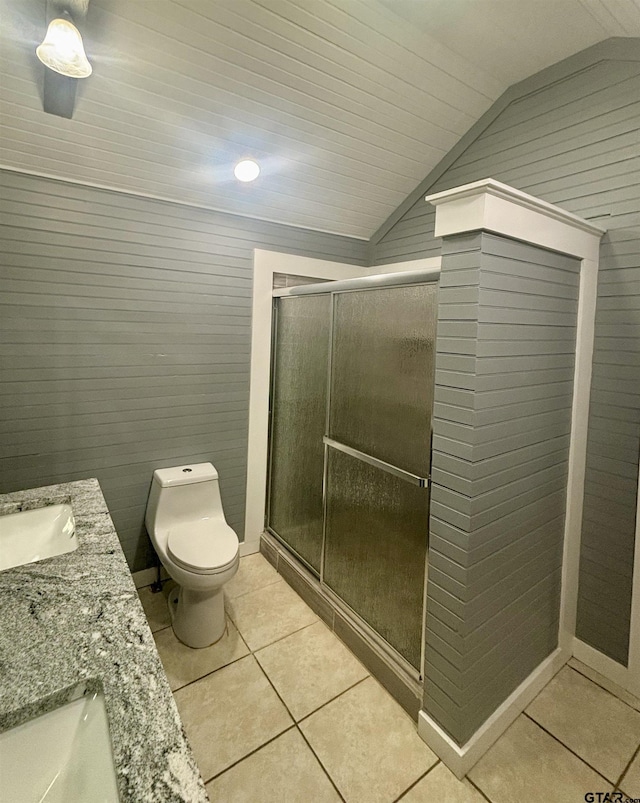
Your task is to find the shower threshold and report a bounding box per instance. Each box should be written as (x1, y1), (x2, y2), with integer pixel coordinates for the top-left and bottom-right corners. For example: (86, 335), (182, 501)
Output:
(260, 530), (423, 721)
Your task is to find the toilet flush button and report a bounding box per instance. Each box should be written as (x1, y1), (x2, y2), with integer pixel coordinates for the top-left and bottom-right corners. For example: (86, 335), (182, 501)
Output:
(182, 468), (192, 473)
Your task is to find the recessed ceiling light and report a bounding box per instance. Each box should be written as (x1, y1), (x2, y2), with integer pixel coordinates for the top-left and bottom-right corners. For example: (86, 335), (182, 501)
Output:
(234, 159), (260, 182)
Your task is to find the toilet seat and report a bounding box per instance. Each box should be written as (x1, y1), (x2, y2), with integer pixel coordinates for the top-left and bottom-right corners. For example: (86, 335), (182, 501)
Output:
(167, 519), (238, 575)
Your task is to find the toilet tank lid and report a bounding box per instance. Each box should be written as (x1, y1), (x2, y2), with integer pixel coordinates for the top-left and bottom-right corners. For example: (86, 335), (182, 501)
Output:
(153, 463), (218, 487)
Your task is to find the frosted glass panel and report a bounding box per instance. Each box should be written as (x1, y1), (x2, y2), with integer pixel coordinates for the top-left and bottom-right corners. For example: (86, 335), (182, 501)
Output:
(268, 295), (330, 572)
(323, 448), (429, 669)
(330, 284), (437, 477)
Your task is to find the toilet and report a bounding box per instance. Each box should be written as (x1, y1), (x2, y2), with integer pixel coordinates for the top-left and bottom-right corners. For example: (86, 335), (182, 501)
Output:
(144, 462), (239, 648)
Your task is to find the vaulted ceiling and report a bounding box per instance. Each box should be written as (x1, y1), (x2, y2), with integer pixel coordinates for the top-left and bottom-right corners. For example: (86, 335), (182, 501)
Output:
(1, 0), (638, 238)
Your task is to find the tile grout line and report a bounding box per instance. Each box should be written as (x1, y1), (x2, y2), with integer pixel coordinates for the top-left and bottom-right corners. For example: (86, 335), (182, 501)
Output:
(202, 724), (298, 787)
(233, 556), (417, 718)
(466, 775), (494, 803)
(147, 558), (427, 800)
(226, 560), (375, 689)
(295, 725), (347, 803)
(225, 577), (283, 601)
(171, 650), (252, 696)
(393, 761), (440, 802)
(196, 557), (354, 803)
(568, 663), (640, 714)
(139, 562), (282, 601)
(252, 648), (347, 802)
(157, 585), (320, 695)
(294, 675), (371, 726)
(247, 617), (320, 653)
(141, 561), (635, 803)
(522, 712), (616, 785)
(614, 739), (640, 792)
(146, 566), (316, 652)
(152, 565), (320, 790)
(170, 576), (327, 788)
(169, 562), (328, 789)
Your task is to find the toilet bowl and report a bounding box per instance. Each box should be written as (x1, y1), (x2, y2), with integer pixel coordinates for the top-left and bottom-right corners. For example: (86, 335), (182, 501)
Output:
(144, 462), (239, 648)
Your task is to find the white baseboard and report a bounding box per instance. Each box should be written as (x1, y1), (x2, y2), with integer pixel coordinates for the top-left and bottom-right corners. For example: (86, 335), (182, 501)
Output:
(240, 539), (261, 557)
(568, 657), (640, 711)
(418, 646), (569, 778)
(572, 637), (633, 692)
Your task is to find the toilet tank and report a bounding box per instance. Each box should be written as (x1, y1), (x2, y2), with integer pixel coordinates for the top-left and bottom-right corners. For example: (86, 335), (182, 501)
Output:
(145, 463), (227, 534)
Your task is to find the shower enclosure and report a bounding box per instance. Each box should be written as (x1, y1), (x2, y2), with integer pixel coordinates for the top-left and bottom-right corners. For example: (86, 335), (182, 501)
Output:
(266, 272), (438, 678)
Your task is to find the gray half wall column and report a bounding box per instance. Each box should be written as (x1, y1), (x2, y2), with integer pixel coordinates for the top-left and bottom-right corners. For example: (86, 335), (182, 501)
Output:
(369, 42), (640, 691)
(424, 230), (580, 746)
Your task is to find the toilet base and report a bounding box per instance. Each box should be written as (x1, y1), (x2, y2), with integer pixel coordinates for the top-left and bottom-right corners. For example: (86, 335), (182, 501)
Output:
(168, 584), (227, 649)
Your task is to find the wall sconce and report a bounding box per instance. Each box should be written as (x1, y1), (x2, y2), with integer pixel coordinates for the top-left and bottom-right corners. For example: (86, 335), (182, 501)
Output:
(36, 12), (92, 78)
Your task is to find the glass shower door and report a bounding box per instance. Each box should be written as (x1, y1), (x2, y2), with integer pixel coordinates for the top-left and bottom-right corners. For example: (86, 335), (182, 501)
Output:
(324, 448), (431, 669)
(323, 283), (437, 670)
(328, 284), (436, 477)
(267, 294), (330, 573)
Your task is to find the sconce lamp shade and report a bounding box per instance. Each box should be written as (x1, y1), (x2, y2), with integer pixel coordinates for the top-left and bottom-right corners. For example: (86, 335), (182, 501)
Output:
(36, 17), (92, 78)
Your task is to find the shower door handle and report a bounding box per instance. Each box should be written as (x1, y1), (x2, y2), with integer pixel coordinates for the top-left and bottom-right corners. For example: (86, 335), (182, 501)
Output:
(322, 437), (430, 488)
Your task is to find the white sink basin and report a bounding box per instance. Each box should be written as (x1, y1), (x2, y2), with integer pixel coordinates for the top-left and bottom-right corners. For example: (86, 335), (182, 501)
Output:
(0, 689), (120, 802)
(0, 504), (77, 571)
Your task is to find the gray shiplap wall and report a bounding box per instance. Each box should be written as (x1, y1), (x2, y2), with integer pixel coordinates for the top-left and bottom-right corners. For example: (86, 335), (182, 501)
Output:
(371, 49), (640, 667)
(425, 231), (579, 746)
(577, 230), (640, 665)
(0, 169), (367, 571)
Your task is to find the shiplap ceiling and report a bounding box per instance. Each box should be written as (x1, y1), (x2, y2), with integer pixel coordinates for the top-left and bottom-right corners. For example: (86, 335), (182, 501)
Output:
(0, 0), (638, 238)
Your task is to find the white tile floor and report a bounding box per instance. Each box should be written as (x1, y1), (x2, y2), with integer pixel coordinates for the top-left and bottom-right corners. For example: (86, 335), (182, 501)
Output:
(138, 554), (640, 803)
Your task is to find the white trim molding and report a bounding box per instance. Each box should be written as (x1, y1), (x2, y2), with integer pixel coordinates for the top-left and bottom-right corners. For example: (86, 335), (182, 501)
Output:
(573, 460), (640, 699)
(572, 638), (638, 696)
(367, 257), (442, 275)
(559, 255), (599, 653)
(239, 539), (261, 557)
(426, 178), (603, 261)
(243, 250), (369, 553)
(628, 468), (640, 697)
(418, 647), (569, 779)
(272, 263), (441, 298)
(0, 165), (369, 242)
(421, 178), (605, 774)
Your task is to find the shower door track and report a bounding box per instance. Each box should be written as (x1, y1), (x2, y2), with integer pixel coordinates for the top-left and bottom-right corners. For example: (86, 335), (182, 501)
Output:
(321, 578), (425, 684)
(271, 266), (441, 298)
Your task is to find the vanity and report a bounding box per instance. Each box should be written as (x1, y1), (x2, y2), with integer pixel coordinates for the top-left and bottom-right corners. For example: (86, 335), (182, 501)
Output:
(0, 478), (208, 802)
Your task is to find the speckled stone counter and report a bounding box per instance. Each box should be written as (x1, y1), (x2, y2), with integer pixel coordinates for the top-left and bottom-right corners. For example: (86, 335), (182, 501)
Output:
(0, 479), (208, 803)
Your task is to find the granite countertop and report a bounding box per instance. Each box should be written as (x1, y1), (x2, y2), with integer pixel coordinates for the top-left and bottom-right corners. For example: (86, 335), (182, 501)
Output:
(0, 478), (208, 803)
